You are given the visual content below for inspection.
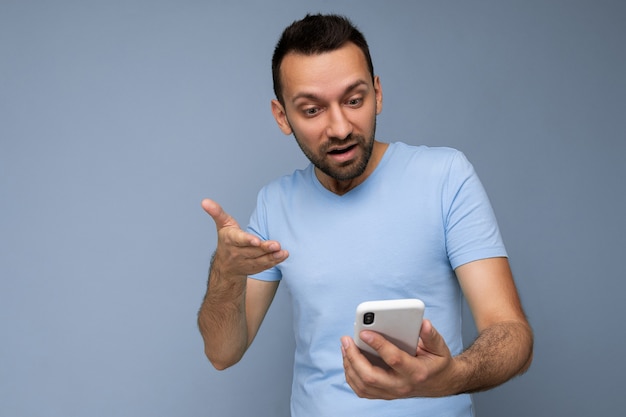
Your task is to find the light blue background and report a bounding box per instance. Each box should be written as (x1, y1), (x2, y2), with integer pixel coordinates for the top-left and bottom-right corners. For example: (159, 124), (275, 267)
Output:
(1, 1), (624, 416)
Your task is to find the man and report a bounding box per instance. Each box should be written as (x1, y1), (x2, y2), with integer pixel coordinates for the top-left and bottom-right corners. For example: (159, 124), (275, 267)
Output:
(198, 14), (533, 416)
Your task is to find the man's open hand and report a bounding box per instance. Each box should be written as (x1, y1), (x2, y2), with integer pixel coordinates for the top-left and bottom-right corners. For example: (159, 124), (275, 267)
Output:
(202, 198), (288, 277)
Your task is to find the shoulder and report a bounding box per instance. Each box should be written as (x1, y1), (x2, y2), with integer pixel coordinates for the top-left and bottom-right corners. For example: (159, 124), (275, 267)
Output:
(388, 142), (468, 174)
(256, 164), (314, 203)
(389, 142), (462, 161)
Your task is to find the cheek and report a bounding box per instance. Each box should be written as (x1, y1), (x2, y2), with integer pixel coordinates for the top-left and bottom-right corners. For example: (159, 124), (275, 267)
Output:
(355, 112), (376, 134)
(292, 121), (325, 146)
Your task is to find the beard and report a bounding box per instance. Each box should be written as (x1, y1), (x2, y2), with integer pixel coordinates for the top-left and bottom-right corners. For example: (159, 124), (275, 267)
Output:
(293, 120), (376, 182)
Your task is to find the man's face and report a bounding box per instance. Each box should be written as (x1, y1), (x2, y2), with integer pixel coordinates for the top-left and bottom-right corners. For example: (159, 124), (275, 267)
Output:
(271, 42), (383, 186)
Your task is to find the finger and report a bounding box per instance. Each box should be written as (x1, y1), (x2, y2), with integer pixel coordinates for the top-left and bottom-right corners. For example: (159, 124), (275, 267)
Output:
(416, 319), (447, 356)
(220, 226), (264, 248)
(259, 239), (282, 253)
(341, 337), (374, 396)
(359, 330), (409, 371)
(201, 198), (240, 231)
(237, 242), (289, 264)
(341, 337), (388, 384)
(341, 336), (368, 377)
(238, 249), (290, 275)
(341, 336), (394, 399)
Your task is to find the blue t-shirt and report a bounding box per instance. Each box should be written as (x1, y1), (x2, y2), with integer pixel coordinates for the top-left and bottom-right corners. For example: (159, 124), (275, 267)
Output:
(247, 142), (507, 417)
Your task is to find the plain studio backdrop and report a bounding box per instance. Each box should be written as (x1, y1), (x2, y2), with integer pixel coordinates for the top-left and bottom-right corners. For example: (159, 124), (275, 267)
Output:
(1, 1), (624, 416)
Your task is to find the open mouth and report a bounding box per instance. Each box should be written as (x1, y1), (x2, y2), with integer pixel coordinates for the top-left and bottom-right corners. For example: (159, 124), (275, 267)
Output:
(328, 144), (357, 155)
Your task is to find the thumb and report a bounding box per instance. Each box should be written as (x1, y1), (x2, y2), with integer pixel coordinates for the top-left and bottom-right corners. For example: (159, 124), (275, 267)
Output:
(201, 198), (240, 230)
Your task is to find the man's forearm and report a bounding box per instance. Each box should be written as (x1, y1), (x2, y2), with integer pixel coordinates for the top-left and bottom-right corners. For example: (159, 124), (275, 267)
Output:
(451, 320), (533, 394)
(197, 256), (249, 370)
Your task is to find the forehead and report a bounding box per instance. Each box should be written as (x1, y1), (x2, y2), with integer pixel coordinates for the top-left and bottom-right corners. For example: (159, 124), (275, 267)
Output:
(279, 43), (372, 102)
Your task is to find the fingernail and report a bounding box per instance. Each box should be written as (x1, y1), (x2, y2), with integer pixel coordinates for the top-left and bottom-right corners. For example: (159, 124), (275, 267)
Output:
(341, 337), (350, 349)
(360, 331), (373, 343)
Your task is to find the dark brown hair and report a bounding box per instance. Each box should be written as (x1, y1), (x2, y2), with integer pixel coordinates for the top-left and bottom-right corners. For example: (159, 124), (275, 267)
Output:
(271, 14), (375, 104)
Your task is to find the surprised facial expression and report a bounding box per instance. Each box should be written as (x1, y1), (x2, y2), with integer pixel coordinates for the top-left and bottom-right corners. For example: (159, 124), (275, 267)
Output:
(272, 42), (383, 188)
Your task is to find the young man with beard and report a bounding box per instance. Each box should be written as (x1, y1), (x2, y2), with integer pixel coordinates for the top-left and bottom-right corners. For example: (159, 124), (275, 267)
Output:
(197, 14), (533, 417)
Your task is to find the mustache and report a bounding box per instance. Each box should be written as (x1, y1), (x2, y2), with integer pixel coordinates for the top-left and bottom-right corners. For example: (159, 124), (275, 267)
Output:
(322, 134), (362, 151)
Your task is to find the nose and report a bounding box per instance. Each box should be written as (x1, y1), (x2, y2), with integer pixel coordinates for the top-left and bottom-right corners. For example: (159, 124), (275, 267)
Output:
(325, 105), (353, 140)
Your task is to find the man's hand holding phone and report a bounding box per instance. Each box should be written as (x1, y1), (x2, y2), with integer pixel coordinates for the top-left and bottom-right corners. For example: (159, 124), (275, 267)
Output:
(342, 299), (458, 399)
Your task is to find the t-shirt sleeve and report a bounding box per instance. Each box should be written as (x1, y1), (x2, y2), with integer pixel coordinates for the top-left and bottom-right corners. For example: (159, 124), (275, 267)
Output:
(443, 151), (507, 269)
(246, 187), (283, 282)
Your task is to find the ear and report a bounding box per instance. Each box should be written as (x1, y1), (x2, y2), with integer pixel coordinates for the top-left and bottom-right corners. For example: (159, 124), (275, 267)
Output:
(271, 99), (293, 135)
(373, 76), (383, 115)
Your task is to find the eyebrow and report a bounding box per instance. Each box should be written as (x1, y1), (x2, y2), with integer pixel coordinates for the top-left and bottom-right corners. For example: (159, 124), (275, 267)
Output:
(290, 79), (370, 104)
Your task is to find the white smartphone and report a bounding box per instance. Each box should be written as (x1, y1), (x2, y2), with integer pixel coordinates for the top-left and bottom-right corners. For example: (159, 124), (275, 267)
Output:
(354, 298), (425, 357)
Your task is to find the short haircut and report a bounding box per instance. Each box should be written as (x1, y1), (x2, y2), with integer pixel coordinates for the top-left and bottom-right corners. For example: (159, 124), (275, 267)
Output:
(271, 14), (375, 104)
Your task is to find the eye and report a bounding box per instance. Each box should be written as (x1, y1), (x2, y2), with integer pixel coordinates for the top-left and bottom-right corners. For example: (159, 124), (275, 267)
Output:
(346, 97), (363, 107)
(303, 107), (320, 117)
